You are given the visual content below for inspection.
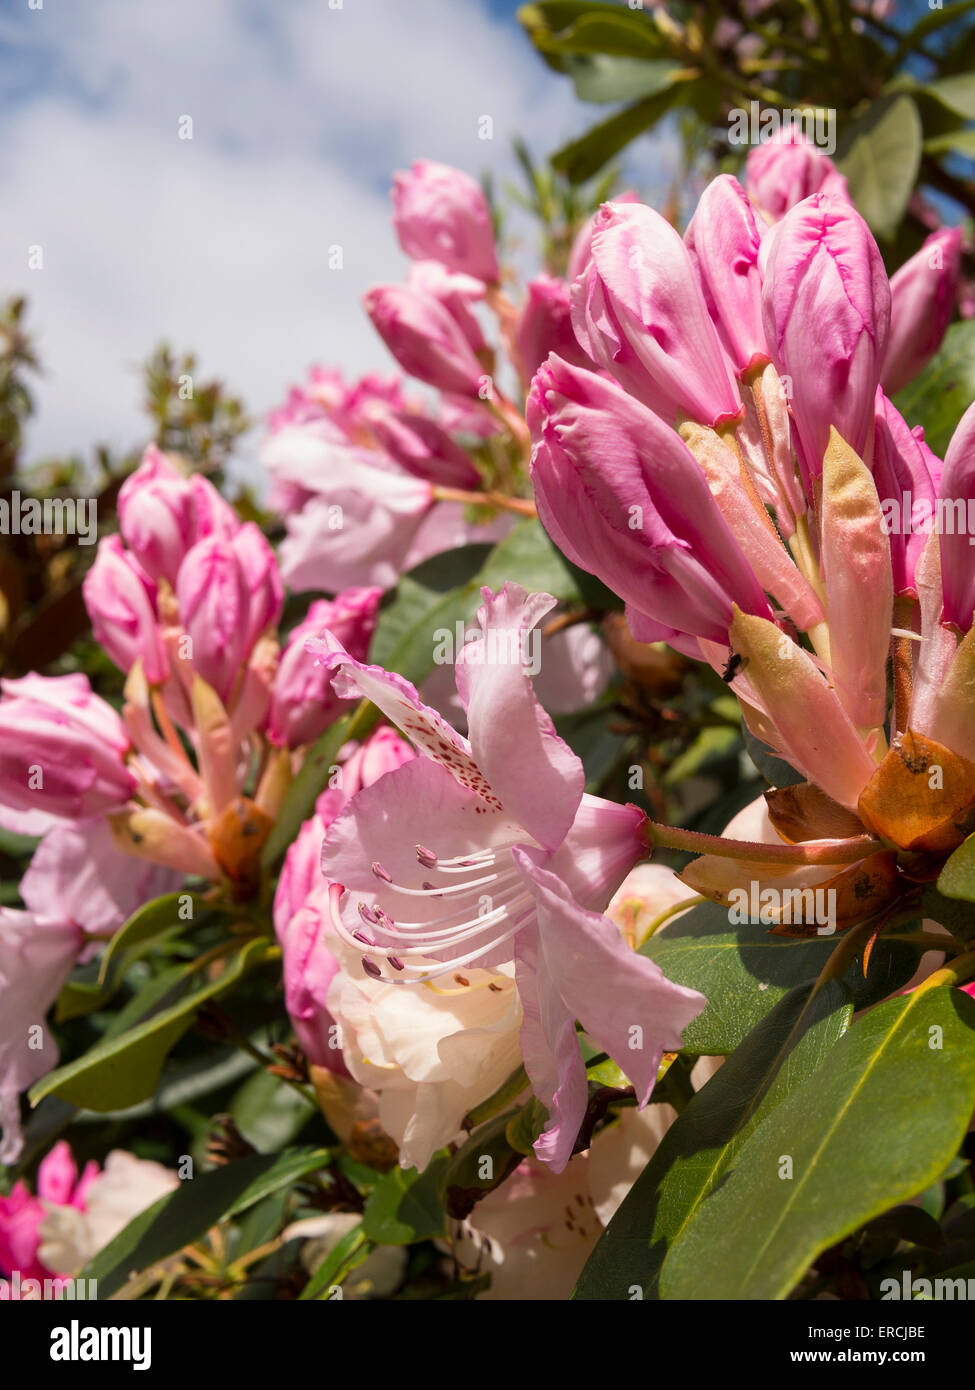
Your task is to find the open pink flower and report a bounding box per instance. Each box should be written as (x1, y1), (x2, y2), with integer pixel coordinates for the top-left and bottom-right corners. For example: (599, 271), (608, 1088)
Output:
(319, 583), (705, 1171)
(0, 1142), (97, 1282)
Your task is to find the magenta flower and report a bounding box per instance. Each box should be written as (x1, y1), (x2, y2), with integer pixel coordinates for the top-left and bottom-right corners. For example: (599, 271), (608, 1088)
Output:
(761, 192), (891, 481)
(82, 536), (168, 684)
(515, 274), (594, 387)
(176, 536), (252, 705)
(939, 400), (975, 631)
(232, 522), (284, 652)
(364, 283), (485, 399)
(366, 407), (481, 489)
(318, 583), (705, 1171)
(0, 912), (83, 1163)
(685, 174), (769, 375)
(392, 159), (499, 284)
(0, 1142), (97, 1279)
(0, 674), (135, 835)
(275, 728), (415, 1074)
(872, 390), (941, 598)
(268, 587), (383, 749)
(882, 227), (962, 396)
(567, 190), (640, 281)
(117, 447), (239, 585)
(571, 200), (742, 428)
(528, 356), (772, 648)
(745, 131), (849, 221)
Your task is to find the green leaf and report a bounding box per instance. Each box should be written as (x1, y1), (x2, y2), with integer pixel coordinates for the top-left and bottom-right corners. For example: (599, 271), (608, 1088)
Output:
(230, 1067), (315, 1151)
(742, 725), (804, 789)
(362, 1153), (450, 1245)
(300, 1223), (373, 1300)
(924, 129), (975, 158)
(938, 834), (975, 904)
(659, 986), (975, 1300)
(575, 979), (852, 1299)
(925, 73), (975, 121)
(835, 95), (922, 240)
(519, 3), (667, 61)
(639, 901), (921, 1053)
(30, 938), (272, 1110)
(260, 701), (376, 870)
(894, 321), (975, 458)
(565, 55), (683, 105)
(475, 516), (611, 604)
(921, 882), (975, 942)
(96, 892), (201, 988)
(82, 1147), (331, 1298)
(552, 85), (695, 184)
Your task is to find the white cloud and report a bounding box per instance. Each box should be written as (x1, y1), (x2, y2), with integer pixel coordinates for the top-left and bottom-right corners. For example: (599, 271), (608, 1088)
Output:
(0, 0), (677, 475)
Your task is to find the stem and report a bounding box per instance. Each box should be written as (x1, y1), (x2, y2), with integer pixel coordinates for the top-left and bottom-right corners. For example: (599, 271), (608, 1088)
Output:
(645, 818), (882, 865)
(432, 485), (536, 518)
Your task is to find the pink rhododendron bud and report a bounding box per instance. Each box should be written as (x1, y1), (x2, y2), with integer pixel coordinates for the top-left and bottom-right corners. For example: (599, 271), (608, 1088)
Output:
(745, 130), (849, 221)
(685, 174), (769, 374)
(364, 284), (486, 398)
(515, 274), (593, 386)
(761, 192), (890, 479)
(176, 536), (250, 704)
(0, 912), (83, 1164)
(232, 522), (284, 651)
(279, 887), (348, 1075)
(882, 228), (962, 396)
(528, 356), (771, 646)
(407, 260), (487, 355)
(571, 201), (742, 428)
(367, 408), (480, 489)
(82, 536), (168, 684)
(116, 446), (195, 584)
(188, 474), (241, 546)
(0, 674), (135, 833)
(872, 390), (941, 597)
(939, 399), (975, 632)
(268, 587), (382, 749)
(567, 190), (640, 281)
(392, 159), (500, 284)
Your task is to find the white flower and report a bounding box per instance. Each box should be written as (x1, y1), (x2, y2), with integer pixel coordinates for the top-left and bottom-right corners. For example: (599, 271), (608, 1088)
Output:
(37, 1151), (178, 1276)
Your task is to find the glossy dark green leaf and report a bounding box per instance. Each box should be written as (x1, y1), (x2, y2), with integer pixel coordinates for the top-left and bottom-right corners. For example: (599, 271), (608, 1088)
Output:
(640, 901), (921, 1053)
(82, 1147), (331, 1298)
(30, 938), (272, 1110)
(362, 1153), (450, 1245)
(938, 833), (975, 904)
(660, 987), (975, 1300)
(894, 321), (975, 459)
(835, 94), (922, 240)
(575, 979), (852, 1299)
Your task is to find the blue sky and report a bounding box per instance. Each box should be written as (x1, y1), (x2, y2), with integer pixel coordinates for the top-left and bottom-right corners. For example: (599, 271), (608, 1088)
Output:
(0, 0), (674, 472)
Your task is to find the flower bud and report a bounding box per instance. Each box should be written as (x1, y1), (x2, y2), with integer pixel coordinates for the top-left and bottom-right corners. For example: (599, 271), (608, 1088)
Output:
(528, 356), (770, 645)
(83, 536), (168, 684)
(685, 174), (768, 374)
(939, 400), (975, 632)
(516, 275), (593, 386)
(745, 131), (849, 221)
(572, 201), (742, 427)
(268, 588), (382, 749)
(882, 228), (962, 396)
(176, 537), (250, 704)
(392, 159), (499, 284)
(364, 284), (486, 398)
(0, 674), (135, 831)
(761, 192), (890, 479)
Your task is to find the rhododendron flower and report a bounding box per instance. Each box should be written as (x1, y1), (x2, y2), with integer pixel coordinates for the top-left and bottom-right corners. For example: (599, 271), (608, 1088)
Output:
(0, 1141), (97, 1283)
(0, 911), (83, 1163)
(318, 582), (705, 1170)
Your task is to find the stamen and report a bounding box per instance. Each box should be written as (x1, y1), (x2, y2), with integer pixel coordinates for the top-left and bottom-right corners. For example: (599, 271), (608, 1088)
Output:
(362, 958), (383, 979)
(372, 862), (392, 883)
